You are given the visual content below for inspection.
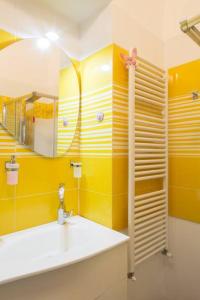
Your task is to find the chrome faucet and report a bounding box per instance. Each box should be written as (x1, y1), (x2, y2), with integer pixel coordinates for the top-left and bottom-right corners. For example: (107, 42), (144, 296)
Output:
(57, 184), (73, 225)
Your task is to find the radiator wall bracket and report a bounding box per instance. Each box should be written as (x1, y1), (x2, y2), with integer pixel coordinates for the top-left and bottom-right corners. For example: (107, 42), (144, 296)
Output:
(161, 248), (173, 258)
(128, 272), (137, 281)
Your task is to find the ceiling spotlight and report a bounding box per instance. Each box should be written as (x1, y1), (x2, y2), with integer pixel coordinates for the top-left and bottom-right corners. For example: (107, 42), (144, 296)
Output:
(36, 38), (50, 50)
(46, 31), (59, 41)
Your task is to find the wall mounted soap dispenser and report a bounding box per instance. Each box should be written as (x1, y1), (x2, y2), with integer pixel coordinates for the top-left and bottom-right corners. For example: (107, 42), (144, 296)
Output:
(5, 155), (19, 185)
(70, 161), (82, 178)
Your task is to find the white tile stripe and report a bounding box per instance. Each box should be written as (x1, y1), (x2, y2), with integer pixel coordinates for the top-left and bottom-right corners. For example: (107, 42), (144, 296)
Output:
(0, 82), (130, 157)
(169, 92), (200, 156)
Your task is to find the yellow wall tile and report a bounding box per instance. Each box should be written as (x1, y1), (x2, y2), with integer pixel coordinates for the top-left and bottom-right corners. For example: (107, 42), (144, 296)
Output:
(136, 179), (163, 196)
(0, 44), (132, 233)
(80, 157), (112, 195)
(79, 45), (114, 228)
(80, 46), (113, 158)
(169, 59), (200, 224)
(80, 45), (113, 94)
(169, 59), (200, 98)
(169, 186), (200, 223)
(112, 157), (128, 195)
(15, 189), (78, 232)
(0, 155), (79, 234)
(113, 44), (128, 86)
(112, 194), (128, 230)
(15, 157), (77, 197)
(0, 199), (15, 235)
(15, 193), (58, 231)
(80, 190), (112, 228)
(169, 157), (200, 190)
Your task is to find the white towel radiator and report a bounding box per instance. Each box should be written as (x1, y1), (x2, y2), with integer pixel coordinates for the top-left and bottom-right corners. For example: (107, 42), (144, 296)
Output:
(127, 50), (169, 279)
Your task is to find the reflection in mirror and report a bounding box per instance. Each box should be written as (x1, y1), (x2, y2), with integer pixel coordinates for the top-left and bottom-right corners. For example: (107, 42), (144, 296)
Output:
(0, 30), (80, 157)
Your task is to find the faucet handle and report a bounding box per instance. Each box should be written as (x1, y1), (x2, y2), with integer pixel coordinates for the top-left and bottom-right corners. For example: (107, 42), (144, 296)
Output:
(64, 210), (73, 218)
(58, 183), (65, 201)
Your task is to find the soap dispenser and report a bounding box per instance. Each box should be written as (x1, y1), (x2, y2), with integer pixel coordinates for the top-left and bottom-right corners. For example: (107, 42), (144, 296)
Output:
(70, 161), (82, 178)
(5, 155), (19, 185)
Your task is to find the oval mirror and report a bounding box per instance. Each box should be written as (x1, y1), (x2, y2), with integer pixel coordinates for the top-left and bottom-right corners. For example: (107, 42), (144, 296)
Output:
(0, 29), (80, 157)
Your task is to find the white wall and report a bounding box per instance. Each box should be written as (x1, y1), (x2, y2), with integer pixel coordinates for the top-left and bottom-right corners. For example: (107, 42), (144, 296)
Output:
(128, 217), (200, 300)
(111, 2), (165, 68)
(128, 254), (168, 300)
(165, 33), (199, 68)
(113, 0), (165, 40)
(79, 4), (112, 60)
(164, 0), (200, 67)
(166, 217), (200, 300)
(79, 0), (165, 67)
(164, 0), (200, 40)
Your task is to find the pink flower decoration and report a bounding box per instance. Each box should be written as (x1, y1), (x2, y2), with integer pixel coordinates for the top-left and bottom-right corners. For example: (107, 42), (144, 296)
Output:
(120, 48), (137, 68)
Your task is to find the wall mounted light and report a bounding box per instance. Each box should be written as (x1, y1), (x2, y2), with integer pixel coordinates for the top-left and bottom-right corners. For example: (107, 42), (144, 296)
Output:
(46, 31), (59, 42)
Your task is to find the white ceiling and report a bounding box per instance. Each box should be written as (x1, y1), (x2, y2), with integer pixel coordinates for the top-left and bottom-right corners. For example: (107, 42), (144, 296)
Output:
(40, 0), (112, 24)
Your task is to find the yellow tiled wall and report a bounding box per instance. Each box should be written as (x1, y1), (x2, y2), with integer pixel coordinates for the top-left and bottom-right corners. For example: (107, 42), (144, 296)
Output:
(79, 44), (163, 230)
(112, 45), (129, 229)
(0, 36), (167, 235)
(79, 44), (130, 229)
(0, 155), (79, 234)
(168, 59), (200, 223)
(79, 45), (113, 228)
